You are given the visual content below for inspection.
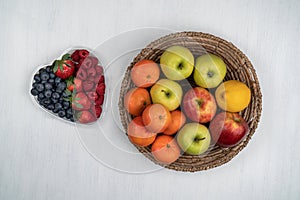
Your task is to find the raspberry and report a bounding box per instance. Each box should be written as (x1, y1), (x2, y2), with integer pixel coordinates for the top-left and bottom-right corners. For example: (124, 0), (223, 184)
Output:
(95, 95), (104, 105)
(95, 65), (103, 75)
(95, 106), (102, 118)
(87, 67), (96, 77)
(87, 91), (98, 101)
(83, 80), (95, 92)
(98, 75), (105, 84)
(96, 83), (105, 95)
(89, 56), (99, 67)
(78, 49), (89, 59)
(71, 50), (80, 62)
(76, 68), (87, 80)
(82, 57), (93, 70)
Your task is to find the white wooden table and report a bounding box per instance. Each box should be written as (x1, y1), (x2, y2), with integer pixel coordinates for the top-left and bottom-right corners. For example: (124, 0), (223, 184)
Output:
(1, 0), (300, 199)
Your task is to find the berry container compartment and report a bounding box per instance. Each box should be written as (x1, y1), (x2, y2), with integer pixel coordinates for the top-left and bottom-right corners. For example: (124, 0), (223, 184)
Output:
(29, 46), (107, 125)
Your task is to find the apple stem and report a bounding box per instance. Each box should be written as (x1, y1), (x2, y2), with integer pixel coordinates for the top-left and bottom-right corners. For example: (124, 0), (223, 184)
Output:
(194, 137), (206, 142)
(207, 71), (214, 78)
(161, 90), (170, 97)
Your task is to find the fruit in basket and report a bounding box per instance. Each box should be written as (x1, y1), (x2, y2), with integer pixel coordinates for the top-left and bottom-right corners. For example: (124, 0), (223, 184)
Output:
(151, 135), (181, 164)
(160, 45), (194, 80)
(127, 116), (157, 147)
(124, 87), (151, 116)
(209, 112), (249, 147)
(193, 53), (227, 88)
(163, 110), (186, 135)
(150, 79), (182, 111)
(130, 60), (160, 87)
(182, 87), (217, 123)
(142, 104), (171, 133)
(215, 80), (251, 112)
(177, 123), (211, 155)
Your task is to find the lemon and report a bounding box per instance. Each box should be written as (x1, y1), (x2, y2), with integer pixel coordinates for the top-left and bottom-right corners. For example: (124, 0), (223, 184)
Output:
(215, 80), (251, 112)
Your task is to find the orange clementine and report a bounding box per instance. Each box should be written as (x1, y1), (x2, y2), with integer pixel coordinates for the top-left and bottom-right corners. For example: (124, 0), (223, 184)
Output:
(124, 87), (151, 116)
(163, 110), (186, 135)
(127, 116), (157, 147)
(151, 135), (181, 164)
(130, 60), (160, 88)
(142, 104), (171, 133)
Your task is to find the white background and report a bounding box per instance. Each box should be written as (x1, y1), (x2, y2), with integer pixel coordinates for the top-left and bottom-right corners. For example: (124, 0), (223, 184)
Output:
(1, 0), (300, 199)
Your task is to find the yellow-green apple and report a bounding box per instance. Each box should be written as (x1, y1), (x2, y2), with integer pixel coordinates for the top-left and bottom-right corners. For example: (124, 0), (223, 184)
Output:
(209, 112), (249, 147)
(194, 53), (227, 88)
(150, 79), (183, 111)
(160, 45), (194, 80)
(176, 123), (211, 155)
(182, 87), (217, 123)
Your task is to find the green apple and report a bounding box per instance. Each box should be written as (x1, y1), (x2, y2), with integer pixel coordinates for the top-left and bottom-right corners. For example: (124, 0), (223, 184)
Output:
(150, 79), (182, 111)
(177, 123), (211, 155)
(193, 53), (227, 88)
(160, 45), (194, 80)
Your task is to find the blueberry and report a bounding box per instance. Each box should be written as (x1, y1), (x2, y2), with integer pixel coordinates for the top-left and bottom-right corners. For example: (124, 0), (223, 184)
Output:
(41, 80), (47, 84)
(66, 114), (72, 119)
(52, 92), (60, 99)
(39, 68), (46, 74)
(62, 91), (70, 98)
(46, 66), (52, 72)
(34, 74), (41, 82)
(51, 98), (58, 104)
(37, 97), (44, 104)
(56, 89), (63, 94)
(55, 103), (62, 110)
(55, 77), (62, 84)
(58, 110), (66, 118)
(70, 117), (75, 122)
(44, 90), (52, 98)
(66, 108), (73, 115)
(57, 82), (66, 91)
(30, 88), (39, 96)
(38, 93), (44, 99)
(40, 72), (49, 81)
(32, 82), (38, 88)
(63, 101), (70, 109)
(49, 72), (55, 79)
(44, 83), (52, 90)
(48, 79), (54, 84)
(53, 108), (59, 113)
(47, 104), (55, 110)
(43, 98), (51, 105)
(36, 83), (44, 92)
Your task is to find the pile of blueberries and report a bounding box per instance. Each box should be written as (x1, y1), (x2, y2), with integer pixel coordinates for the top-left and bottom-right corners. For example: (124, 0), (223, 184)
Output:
(30, 66), (74, 122)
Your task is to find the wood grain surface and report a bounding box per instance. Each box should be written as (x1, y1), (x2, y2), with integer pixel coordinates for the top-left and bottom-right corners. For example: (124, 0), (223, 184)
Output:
(0, 0), (299, 199)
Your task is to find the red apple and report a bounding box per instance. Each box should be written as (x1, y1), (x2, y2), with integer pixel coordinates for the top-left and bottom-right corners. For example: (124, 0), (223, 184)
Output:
(209, 112), (249, 147)
(182, 87), (217, 123)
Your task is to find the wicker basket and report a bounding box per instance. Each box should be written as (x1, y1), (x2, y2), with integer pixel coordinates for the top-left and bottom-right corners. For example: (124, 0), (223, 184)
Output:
(118, 31), (262, 172)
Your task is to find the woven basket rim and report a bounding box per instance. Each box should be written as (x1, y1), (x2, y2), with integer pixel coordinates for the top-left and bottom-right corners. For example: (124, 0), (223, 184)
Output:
(118, 31), (262, 172)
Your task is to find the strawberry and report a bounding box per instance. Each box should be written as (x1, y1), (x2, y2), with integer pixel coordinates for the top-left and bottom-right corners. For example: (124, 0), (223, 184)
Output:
(76, 68), (87, 80)
(87, 67), (96, 77)
(53, 55), (75, 79)
(96, 83), (105, 95)
(83, 80), (95, 92)
(78, 49), (89, 59)
(66, 76), (75, 91)
(95, 65), (103, 75)
(76, 111), (96, 124)
(74, 78), (82, 92)
(72, 92), (91, 111)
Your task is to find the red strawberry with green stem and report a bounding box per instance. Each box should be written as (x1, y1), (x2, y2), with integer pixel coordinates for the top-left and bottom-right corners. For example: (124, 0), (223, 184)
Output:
(53, 54), (75, 79)
(72, 92), (91, 111)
